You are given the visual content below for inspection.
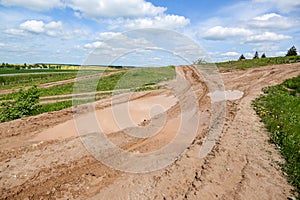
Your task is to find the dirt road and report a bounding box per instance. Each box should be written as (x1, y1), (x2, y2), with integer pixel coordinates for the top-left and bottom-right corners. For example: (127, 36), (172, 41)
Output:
(0, 63), (299, 199)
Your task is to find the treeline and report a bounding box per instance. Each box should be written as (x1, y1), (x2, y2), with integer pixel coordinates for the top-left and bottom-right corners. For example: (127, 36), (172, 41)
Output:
(239, 46), (298, 61)
(0, 63), (63, 70)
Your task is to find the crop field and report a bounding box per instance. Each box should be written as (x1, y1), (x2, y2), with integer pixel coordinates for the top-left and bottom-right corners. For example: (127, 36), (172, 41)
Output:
(0, 66), (175, 122)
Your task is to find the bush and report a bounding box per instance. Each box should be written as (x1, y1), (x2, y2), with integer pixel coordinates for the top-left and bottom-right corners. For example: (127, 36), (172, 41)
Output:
(0, 86), (40, 122)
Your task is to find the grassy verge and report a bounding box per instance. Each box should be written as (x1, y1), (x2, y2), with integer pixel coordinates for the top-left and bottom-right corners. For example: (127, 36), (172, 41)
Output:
(217, 55), (300, 71)
(252, 75), (300, 198)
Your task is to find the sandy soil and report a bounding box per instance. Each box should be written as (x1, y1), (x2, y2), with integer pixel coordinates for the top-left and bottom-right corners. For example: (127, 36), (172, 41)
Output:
(0, 63), (299, 199)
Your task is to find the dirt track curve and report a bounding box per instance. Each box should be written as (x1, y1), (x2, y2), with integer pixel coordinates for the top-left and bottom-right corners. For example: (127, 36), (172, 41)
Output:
(0, 63), (299, 199)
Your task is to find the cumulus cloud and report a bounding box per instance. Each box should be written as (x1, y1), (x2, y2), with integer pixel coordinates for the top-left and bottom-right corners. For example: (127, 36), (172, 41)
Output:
(253, 0), (300, 13)
(245, 32), (292, 43)
(248, 13), (299, 30)
(66, 0), (166, 18)
(0, 0), (167, 18)
(0, 0), (63, 10)
(4, 29), (26, 35)
(202, 26), (253, 41)
(95, 32), (122, 40)
(20, 20), (45, 33)
(221, 52), (239, 57)
(19, 20), (63, 36)
(109, 14), (190, 30)
(84, 41), (105, 49)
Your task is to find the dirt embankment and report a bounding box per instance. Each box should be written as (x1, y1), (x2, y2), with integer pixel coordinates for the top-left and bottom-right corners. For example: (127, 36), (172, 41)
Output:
(0, 63), (299, 199)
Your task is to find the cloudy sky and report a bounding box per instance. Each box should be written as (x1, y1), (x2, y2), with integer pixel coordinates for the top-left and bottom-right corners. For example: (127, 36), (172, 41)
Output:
(0, 0), (299, 65)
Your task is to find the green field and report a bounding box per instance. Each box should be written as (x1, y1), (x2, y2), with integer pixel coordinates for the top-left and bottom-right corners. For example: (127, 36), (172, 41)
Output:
(0, 66), (175, 122)
(217, 55), (300, 71)
(253, 75), (300, 198)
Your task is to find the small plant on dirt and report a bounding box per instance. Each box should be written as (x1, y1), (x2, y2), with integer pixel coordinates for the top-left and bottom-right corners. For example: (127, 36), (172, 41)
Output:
(0, 86), (40, 122)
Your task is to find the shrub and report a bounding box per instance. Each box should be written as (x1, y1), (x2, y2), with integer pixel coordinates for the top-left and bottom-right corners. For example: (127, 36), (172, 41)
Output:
(0, 86), (40, 122)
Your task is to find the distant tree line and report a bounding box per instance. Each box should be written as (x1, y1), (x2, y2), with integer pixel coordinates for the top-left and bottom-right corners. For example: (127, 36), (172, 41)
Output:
(0, 63), (63, 70)
(238, 46), (298, 61)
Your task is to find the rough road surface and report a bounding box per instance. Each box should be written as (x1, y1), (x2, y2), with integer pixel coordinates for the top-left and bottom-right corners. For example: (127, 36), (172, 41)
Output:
(0, 63), (299, 199)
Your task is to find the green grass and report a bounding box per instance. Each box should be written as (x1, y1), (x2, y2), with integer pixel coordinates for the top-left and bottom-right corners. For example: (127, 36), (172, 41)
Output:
(37, 101), (73, 114)
(253, 75), (300, 198)
(0, 73), (78, 89)
(0, 66), (175, 122)
(217, 55), (300, 71)
(0, 68), (77, 74)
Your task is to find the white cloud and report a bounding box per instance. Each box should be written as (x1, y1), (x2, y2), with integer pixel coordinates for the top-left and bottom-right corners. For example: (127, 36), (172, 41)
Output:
(0, 0), (167, 19)
(0, 42), (5, 47)
(110, 14), (190, 30)
(84, 41), (105, 49)
(253, 0), (300, 13)
(95, 32), (122, 40)
(245, 52), (254, 58)
(20, 20), (45, 33)
(274, 51), (287, 56)
(45, 21), (62, 29)
(19, 20), (63, 36)
(62, 29), (89, 39)
(249, 13), (299, 30)
(66, 0), (166, 18)
(253, 13), (281, 20)
(221, 52), (239, 57)
(0, 0), (63, 11)
(4, 29), (26, 35)
(202, 26), (253, 41)
(245, 32), (292, 43)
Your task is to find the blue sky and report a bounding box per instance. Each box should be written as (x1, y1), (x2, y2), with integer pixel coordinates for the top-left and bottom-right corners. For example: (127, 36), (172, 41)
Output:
(0, 0), (299, 66)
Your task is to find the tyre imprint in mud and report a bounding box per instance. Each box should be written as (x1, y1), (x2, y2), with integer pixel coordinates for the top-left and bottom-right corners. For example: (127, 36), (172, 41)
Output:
(0, 63), (299, 199)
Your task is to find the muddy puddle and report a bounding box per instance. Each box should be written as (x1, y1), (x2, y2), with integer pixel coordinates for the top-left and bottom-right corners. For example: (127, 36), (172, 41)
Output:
(208, 90), (244, 102)
(29, 93), (177, 142)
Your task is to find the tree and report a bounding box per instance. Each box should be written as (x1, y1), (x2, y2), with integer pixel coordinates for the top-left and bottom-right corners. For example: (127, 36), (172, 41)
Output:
(253, 51), (259, 59)
(261, 53), (266, 58)
(239, 54), (246, 60)
(193, 58), (207, 65)
(286, 46), (297, 56)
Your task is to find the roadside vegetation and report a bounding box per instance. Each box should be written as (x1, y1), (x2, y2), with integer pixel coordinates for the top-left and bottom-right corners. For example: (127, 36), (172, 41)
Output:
(217, 46), (299, 71)
(253, 75), (300, 198)
(217, 55), (300, 71)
